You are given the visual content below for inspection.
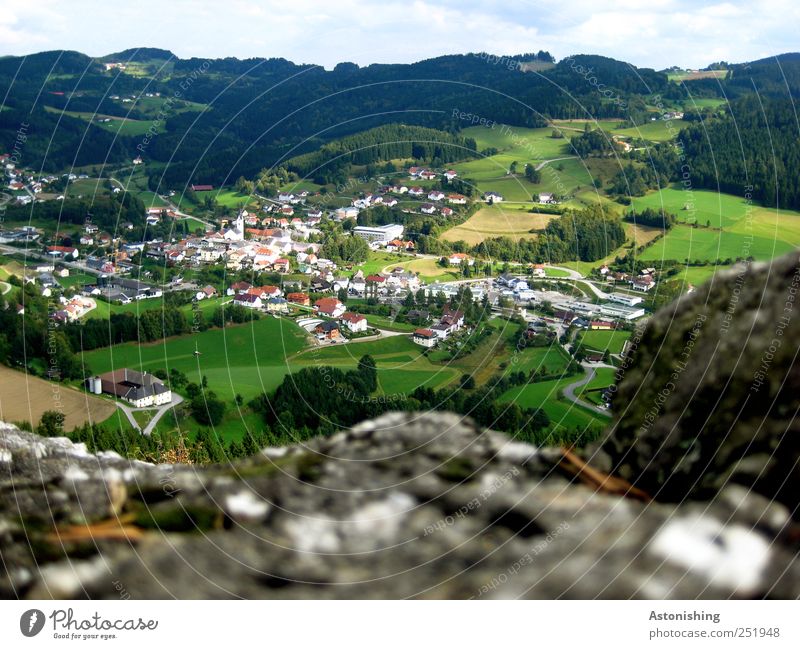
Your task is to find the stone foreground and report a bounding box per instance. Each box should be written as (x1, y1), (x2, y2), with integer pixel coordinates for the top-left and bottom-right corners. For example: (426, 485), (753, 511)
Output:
(2, 252), (800, 599)
(0, 411), (797, 599)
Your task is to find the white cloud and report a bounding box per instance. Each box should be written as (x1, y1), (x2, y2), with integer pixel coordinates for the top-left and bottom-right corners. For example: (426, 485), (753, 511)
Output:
(0, 0), (796, 69)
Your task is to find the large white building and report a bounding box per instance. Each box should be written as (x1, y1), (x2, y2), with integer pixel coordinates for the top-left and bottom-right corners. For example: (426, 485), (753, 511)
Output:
(352, 224), (404, 243)
(93, 369), (172, 408)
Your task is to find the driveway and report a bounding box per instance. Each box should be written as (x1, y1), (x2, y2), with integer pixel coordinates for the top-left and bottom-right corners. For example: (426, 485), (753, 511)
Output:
(116, 394), (185, 436)
(562, 365), (612, 417)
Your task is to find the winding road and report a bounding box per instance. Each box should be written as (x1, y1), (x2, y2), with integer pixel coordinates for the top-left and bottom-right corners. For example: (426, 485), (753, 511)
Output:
(562, 363), (613, 417)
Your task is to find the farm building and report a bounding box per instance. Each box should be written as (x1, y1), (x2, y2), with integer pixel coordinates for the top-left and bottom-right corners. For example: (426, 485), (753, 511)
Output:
(90, 369), (172, 408)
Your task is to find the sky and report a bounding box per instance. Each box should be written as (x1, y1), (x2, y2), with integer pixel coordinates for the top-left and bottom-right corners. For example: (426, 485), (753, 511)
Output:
(0, 0), (797, 70)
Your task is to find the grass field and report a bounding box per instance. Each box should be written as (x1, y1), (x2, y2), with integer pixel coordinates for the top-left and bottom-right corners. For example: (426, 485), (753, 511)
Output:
(576, 367), (617, 405)
(509, 344), (571, 375)
(498, 376), (606, 432)
(44, 106), (160, 137)
(611, 119), (689, 142)
(0, 365), (117, 430)
(292, 335), (458, 394)
(375, 256), (462, 283)
(441, 205), (556, 245)
(81, 317), (309, 401)
(578, 330), (631, 355)
(631, 185), (800, 229)
(638, 224), (797, 262)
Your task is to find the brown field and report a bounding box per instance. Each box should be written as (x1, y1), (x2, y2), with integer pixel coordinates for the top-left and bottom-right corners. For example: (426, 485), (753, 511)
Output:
(441, 207), (558, 245)
(626, 222), (663, 247)
(0, 365), (116, 430)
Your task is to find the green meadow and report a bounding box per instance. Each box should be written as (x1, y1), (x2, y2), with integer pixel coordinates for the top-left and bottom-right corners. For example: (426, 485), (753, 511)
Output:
(81, 316), (309, 401)
(578, 330), (630, 355)
(498, 376), (606, 432)
(638, 224), (797, 262)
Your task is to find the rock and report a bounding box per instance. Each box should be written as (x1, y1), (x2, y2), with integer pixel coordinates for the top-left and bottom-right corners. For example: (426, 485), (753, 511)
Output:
(603, 253), (800, 512)
(1, 412), (798, 599)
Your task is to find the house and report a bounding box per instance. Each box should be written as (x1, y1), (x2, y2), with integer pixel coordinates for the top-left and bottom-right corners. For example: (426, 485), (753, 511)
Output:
(447, 194), (467, 205)
(448, 252), (474, 266)
(441, 306), (465, 330)
(419, 170), (436, 180)
(196, 285), (218, 300)
(227, 280), (252, 296)
(79, 235), (94, 246)
(314, 297), (346, 318)
(413, 328), (438, 347)
(340, 312), (368, 333)
(334, 206), (359, 220)
(590, 320), (614, 330)
(191, 184), (214, 192)
(266, 297), (289, 313)
(94, 369), (172, 408)
(408, 186), (424, 197)
(631, 275), (656, 292)
(444, 170), (458, 181)
(286, 292), (311, 306)
(428, 191), (445, 201)
(538, 192), (555, 204)
(420, 203), (436, 214)
(383, 197), (398, 207)
(46, 246), (79, 260)
(273, 258), (290, 273)
(233, 293), (262, 309)
(314, 320), (340, 340)
(484, 191), (504, 203)
(440, 207), (454, 217)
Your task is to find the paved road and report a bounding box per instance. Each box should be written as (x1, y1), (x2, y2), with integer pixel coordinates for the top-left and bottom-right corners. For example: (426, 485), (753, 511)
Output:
(533, 156), (578, 171)
(562, 364), (612, 417)
(116, 394), (185, 436)
(0, 281), (11, 295)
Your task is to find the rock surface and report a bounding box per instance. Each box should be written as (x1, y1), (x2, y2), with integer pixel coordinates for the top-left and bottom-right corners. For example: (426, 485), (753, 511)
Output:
(2, 251), (800, 599)
(603, 253), (800, 513)
(1, 411), (798, 599)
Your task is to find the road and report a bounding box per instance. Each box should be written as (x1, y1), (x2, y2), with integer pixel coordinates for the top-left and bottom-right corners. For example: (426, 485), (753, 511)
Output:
(533, 156), (578, 171)
(562, 363), (613, 417)
(116, 394), (185, 436)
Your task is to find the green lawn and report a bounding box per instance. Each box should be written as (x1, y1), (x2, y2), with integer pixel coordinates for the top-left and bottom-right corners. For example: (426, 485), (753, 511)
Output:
(461, 125), (572, 161)
(508, 344), (571, 376)
(611, 119), (689, 142)
(292, 335), (458, 394)
(639, 224), (796, 262)
(579, 330), (631, 355)
(498, 376), (606, 432)
(631, 185), (800, 229)
(81, 316), (309, 401)
(576, 367), (617, 405)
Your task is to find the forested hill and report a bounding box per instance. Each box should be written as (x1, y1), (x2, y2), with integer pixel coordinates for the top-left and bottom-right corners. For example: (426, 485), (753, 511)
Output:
(679, 96), (800, 209)
(0, 49), (676, 185)
(285, 124), (477, 184)
(2, 48), (800, 198)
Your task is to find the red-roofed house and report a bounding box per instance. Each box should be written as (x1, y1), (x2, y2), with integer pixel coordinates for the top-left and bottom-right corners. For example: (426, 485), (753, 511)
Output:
(314, 297), (346, 318)
(413, 328), (437, 347)
(340, 312), (368, 333)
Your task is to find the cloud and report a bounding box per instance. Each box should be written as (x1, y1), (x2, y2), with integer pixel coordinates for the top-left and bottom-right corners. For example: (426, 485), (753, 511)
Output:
(0, 0), (795, 69)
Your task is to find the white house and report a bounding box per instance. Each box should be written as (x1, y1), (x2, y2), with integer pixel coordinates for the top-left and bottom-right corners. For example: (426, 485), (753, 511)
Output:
(413, 328), (438, 347)
(340, 312), (368, 332)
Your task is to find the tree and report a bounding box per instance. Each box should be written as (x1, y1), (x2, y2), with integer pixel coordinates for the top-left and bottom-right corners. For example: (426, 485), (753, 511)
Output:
(37, 410), (65, 437)
(191, 392), (226, 426)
